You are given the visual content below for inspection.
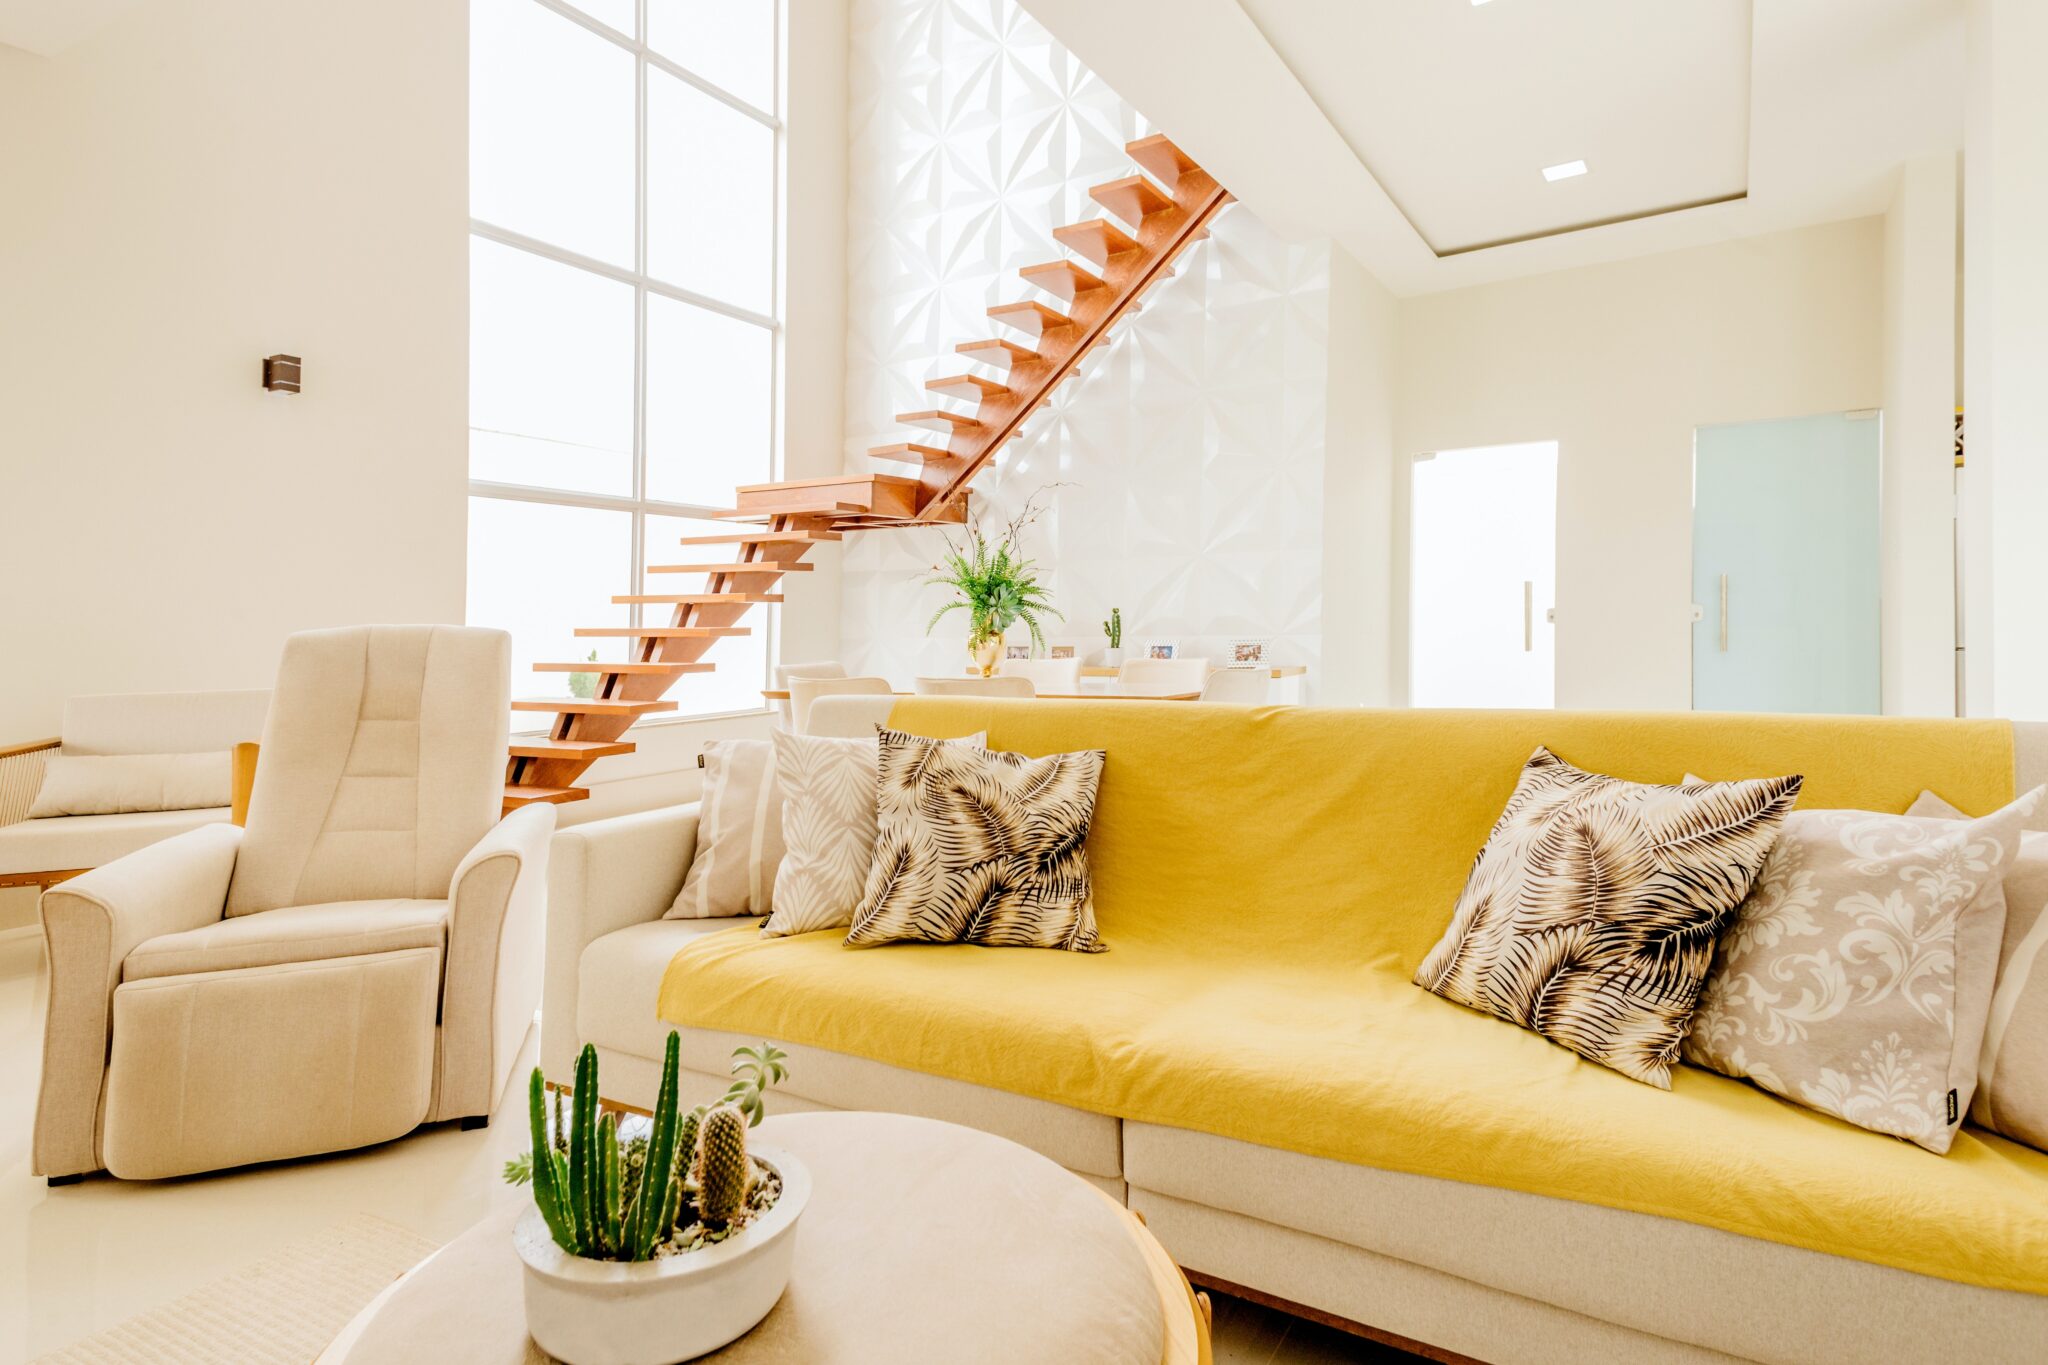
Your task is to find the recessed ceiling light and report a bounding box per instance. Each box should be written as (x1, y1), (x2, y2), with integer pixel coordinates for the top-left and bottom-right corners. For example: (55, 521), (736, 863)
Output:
(1542, 160), (1589, 182)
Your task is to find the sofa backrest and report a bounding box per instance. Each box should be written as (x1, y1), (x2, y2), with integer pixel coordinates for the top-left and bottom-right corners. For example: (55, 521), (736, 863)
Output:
(881, 698), (2024, 973)
(60, 689), (270, 757)
(225, 625), (509, 916)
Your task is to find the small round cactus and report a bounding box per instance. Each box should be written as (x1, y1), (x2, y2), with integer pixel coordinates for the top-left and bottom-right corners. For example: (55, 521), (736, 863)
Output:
(693, 1103), (752, 1227)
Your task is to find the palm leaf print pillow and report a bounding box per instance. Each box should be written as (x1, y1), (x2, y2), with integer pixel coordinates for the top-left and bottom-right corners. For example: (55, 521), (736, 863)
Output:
(1684, 789), (2041, 1153)
(1415, 748), (1802, 1088)
(847, 728), (1107, 952)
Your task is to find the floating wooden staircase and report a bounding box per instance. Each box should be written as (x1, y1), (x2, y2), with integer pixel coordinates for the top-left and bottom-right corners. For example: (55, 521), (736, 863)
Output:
(502, 134), (1231, 811)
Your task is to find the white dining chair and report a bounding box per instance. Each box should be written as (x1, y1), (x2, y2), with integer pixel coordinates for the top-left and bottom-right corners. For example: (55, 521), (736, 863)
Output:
(997, 657), (1082, 695)
(913, 676), (1035, 698)
(773, 661), (847, 729)
(1117, 657), (1210, 694)
(1200, 668), (1272, 704)
(791, 676), (893, 734)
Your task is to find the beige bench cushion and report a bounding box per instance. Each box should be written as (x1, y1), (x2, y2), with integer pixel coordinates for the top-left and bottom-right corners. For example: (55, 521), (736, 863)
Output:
(1124, 1122), (2048, 1365)
(0, 806), (231, 873)
(583, 920), (1122, 1177)
(124, 899), (447, 982)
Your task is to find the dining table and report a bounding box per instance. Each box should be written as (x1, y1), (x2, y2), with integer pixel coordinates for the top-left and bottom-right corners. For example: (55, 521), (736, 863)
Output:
(760, 688), (1203, 702)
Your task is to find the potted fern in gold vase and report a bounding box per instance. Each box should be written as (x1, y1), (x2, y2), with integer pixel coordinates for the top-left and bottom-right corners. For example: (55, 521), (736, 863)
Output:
(925, 490), (1064, 677)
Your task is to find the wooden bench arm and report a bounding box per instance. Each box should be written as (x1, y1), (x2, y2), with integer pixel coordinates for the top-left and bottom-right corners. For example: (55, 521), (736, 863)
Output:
(0, 737), (60, 762)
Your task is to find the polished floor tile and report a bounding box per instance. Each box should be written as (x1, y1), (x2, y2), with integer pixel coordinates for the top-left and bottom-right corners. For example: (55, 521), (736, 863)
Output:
(0, 934), (1401, 1362)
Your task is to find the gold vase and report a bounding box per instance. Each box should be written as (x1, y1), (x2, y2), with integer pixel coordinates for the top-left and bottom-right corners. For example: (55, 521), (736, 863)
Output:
(969, 636), (1003, 677)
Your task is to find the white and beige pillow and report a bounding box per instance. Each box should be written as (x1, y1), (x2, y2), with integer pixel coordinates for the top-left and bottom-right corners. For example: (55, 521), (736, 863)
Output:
(666, 739), (784, 919)
(1907, 790), (2048, 1153)
(27, 751), (232, 817)
(1415, 748), (1802, 1089)
(763, 727), (983, 938)
(1685, 789), (2042, 1153)
(847, 729), (1106, 952)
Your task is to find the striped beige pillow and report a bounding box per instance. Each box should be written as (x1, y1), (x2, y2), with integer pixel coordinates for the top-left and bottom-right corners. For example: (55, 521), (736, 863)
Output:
(1909, 790), (2048, 1153)
(666, 739), (785, 919)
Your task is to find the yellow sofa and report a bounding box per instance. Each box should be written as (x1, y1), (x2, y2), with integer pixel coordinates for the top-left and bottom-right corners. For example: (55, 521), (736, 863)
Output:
(553, 700), (2048, 1364)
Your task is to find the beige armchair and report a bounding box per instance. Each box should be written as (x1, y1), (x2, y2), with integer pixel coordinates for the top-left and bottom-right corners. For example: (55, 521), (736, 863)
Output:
(33, 625), (554, 1183)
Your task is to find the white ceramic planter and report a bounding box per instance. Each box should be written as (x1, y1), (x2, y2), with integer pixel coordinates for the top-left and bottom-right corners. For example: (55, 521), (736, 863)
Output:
(1101, 647), (1124, 667)
(514, 1148), (810, 1365)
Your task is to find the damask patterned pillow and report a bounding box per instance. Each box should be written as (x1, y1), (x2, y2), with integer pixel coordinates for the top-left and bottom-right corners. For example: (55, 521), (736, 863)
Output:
(763, 728), (984, 938)
(846, 728), (1106, 952)
(1414, 748), (1801, 1089)
(1903, 790), (2048, 1153)
(1684, 789), (2043, 1154)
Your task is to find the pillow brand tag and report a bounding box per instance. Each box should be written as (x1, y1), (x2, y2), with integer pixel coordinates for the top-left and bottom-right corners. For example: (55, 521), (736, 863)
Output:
(1947, 1089), (1960, 1125)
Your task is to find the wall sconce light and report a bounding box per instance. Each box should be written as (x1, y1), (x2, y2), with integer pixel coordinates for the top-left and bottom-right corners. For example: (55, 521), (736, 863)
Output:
(262, 355), (302, 393)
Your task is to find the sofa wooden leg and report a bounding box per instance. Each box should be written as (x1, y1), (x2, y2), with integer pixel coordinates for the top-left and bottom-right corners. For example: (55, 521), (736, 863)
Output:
(459, 1115), (490, 1132)
(47, 1173), (84, 1187)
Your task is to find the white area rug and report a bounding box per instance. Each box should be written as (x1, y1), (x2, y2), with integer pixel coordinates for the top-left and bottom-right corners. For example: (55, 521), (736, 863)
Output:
(33, 1214), (437, 1364)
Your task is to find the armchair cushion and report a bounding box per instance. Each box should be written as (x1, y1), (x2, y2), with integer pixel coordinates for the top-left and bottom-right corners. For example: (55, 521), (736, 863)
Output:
(123, 899), (447, 982)
(0, 806), (230, 874)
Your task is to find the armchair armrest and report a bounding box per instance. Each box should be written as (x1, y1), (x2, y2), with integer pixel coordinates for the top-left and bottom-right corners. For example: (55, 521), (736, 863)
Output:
(0, 736), (60, 828)
(543, 803), (699, 1085)
(34, 822), (242, 1177)
(433, 801), (556, 1122)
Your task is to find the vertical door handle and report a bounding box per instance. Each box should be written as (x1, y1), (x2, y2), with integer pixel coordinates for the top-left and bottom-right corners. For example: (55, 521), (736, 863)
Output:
(1718, 574), (1729, 652)
(1523, 580), (1534, 652)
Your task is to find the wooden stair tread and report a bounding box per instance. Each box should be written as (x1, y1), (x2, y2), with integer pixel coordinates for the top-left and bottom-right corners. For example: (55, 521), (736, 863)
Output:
(534, 660), (714, 675)
(924, 374), (1012, 401)
(647, 561), (814, 573)
(868, 443), (961, 468)
(675, 530), (839, 545)
(504, 783), (589, 808)
(573, 625), (753, 638)
(987, 300), (1074, 337)
(711, 499), (863, 519)
(1127, 133), (1199, 192)
(509, 737), (637, 759)
(511, 697), (680, 715)
(609, 592), (783, 605)
(898, 408), (985, 435)
(1090, 174), (1174, 227)
(1052, 218), (1141, 267)
(956, 338), (1043, 368)
(1018, 259), (1107, 301)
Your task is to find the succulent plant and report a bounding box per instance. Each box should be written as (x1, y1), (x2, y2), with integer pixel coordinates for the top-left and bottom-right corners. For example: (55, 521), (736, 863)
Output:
(510, 1035), (791, 1259)
(694, 1103), (752, 1228)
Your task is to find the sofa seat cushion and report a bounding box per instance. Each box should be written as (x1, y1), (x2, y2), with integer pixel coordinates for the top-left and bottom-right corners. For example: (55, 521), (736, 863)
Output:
(579, 917), (765, 1064)
(0, 806), (231, 873)
(124, 899), (447, 982)
(659, 925), (2048, 1296)
(1124, 1122), (2048, 1365)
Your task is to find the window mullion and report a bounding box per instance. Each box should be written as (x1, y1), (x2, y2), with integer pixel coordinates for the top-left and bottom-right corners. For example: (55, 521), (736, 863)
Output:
(630, 0), (650, 634)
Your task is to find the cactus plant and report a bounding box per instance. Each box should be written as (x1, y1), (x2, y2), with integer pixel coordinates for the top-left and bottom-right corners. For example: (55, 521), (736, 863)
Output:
(1102, 606), (1122, 649)
(512, 1034), (790, 1260)
(694, 1104), (752, 1228)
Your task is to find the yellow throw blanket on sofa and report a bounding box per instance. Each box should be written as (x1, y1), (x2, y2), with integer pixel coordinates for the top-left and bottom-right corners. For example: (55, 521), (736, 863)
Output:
(660, 700), (2048, 1294)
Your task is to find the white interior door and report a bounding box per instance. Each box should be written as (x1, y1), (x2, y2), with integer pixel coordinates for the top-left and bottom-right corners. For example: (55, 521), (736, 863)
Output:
(1410, 441), (1558, 708)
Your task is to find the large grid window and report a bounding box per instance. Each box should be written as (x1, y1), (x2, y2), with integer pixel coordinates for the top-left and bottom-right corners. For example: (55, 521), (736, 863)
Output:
(467, 0), (781, 728)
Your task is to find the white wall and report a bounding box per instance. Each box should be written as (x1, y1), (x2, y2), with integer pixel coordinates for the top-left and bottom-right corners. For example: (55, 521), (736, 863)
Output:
(835, 0), (1356, 694)
(0, 1), (469, 741)
(1881, 152), (1959, 718)
(1393, 218), (1887, 711)
(1321, 249), (1399, 707)
(0, 1), (854, 829)
(1960, 0), (2048, 719)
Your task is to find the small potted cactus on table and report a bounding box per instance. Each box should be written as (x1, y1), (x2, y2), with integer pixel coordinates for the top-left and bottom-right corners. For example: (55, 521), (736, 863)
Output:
(1101, 606), (1124, 667)
(509, 1032), (810, 1364)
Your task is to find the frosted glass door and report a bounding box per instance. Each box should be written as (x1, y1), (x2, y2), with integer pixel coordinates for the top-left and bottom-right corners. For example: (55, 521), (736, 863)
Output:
(1410, 442), (1557, 708)
(1692, 413), (1880, 714)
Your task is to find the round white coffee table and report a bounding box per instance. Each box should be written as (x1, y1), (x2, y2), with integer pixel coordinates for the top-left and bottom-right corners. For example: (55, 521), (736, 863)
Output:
(321, 1110), (1209, 1364)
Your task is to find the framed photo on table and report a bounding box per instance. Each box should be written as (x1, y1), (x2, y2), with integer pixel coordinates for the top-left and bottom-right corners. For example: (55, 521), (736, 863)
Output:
(1004, 643), (1032, 660)
(1225, 638), (1272, 667)
(1137, 640), (1179, 661)
(1046, 640), (1081, 660)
